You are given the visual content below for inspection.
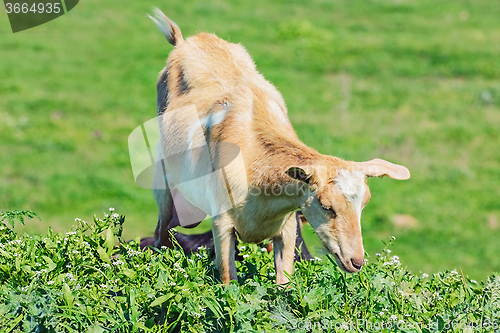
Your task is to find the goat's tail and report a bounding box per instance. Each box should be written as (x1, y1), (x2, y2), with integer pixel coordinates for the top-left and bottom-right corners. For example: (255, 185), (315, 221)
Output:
(148, 8), (184, 46)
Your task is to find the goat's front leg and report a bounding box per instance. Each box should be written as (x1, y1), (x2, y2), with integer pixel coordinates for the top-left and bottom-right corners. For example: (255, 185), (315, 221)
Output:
(272, 212), (297, 284)
(212, 214), (237, 284)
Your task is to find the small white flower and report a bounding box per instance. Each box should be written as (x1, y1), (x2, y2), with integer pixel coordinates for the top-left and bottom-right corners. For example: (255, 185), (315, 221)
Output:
(471, 279), (477, 284)
(197, 245), (206, 251)
(243, 254), (249, 258)
(240, 246), (246, 250)
(72, 250), (79, 254)
(109, 207), (115, 212)
(422, 273), (429, 278)
(379, 312), (384, 316)
(391, 236), (396, 240)
(314, 257), (322, 262)
(375, 253), (381, 256)
(386, 249), (391, 253)
(261, 248), (267, 252)
(47, 281), (55, 285)
(390, 315), (397, 320)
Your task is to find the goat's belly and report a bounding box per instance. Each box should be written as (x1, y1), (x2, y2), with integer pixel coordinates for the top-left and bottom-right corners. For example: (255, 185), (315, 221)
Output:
(233, 217), (285, 243)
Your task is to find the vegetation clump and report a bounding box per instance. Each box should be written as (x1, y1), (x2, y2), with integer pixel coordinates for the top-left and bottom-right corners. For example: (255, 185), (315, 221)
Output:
(0, 210), (499, 332)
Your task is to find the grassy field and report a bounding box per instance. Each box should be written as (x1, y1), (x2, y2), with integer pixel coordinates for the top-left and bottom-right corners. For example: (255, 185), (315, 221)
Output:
(1, 0), (499, 281)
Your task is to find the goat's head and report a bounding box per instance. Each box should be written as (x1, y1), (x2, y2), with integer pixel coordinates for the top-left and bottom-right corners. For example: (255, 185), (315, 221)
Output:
(286, 158), (410, 273)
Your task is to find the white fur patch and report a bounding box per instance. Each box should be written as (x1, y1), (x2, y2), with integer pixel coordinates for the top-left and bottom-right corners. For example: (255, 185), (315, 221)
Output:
(187, 104), (229, 149)
(268, 100), (289, 123)
(335, 169), (366, 219)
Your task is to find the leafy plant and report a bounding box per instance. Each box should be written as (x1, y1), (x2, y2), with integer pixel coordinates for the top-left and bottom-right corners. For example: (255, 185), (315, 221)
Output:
(0, 210), (40, 229)
(0, 212), (498, 332)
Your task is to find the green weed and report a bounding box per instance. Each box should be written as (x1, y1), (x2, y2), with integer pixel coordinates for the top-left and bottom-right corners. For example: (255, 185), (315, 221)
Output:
(0, 211), (499, 332)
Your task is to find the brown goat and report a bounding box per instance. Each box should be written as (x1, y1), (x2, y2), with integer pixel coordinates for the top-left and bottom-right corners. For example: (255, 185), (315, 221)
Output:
(149, 9), (410, 284)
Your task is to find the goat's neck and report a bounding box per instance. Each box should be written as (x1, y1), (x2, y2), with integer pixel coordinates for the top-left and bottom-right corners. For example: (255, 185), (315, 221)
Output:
(250, 131), (320, 207)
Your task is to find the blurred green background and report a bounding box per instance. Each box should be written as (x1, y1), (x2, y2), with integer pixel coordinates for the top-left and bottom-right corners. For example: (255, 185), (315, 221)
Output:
(1, 0), (499, 280)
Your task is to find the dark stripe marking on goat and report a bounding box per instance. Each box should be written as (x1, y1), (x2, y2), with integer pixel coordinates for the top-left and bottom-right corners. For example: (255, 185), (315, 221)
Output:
(178, 68), (191, 95)
(157, 68), (169, 116)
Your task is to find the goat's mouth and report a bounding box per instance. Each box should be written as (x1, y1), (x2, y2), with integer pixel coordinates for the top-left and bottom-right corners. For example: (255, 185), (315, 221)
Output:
(333, 253), (360, 273)
(319, 237), (361, 273)
(333, 253), (348, 272)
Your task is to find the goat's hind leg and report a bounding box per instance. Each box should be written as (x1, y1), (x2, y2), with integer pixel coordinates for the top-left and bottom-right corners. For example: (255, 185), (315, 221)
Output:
(153, 187), (175, 248)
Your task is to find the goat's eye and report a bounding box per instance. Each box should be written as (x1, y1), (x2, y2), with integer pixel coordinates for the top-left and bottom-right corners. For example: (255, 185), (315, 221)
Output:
(322, 206), (337, 218)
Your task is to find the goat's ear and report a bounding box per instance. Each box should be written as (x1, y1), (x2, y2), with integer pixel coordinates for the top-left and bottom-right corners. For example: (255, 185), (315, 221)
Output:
(286, 166), (313, 183)
(354, 158), (410, 180)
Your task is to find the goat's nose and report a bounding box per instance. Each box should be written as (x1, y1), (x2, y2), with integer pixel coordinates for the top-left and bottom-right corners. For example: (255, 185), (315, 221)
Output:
(351, 257), (364, 271)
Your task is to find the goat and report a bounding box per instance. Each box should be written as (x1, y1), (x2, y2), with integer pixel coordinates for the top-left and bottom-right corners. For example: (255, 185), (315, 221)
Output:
(149, 9), (410, 284)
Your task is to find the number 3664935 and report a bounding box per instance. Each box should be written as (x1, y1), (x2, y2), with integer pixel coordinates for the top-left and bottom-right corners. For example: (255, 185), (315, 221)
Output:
(5, 3), (61, 14)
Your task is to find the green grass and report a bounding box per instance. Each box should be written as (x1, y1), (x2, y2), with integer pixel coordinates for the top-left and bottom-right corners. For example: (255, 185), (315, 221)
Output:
(1, 0), (499, 281)
(1, 211), (499, 332)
